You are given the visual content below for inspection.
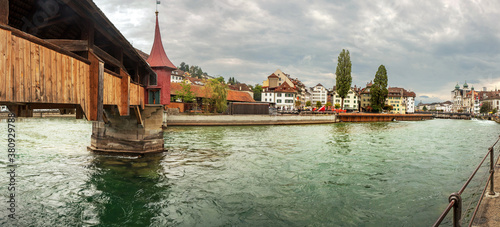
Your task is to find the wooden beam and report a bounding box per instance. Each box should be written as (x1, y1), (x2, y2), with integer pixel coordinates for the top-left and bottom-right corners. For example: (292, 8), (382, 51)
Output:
(97, 60), (104, 122)
(88, 51), (100, 121)
(134, 106), (143, 127)
(0, 24), (90, 64)
(0, 0), (8, 25)
(119, 68), (130, 116)
(93, 46), (124, 70)
(45, 39), (89, 52)
(81, 17), (94, 52)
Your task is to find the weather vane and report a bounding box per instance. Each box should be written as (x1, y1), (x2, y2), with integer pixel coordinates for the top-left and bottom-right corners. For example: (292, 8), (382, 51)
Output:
(156, 0), (161, 12)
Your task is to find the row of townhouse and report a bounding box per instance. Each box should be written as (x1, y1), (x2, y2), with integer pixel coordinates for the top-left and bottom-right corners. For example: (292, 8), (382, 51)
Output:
(451, 82), (500, 114)
(261, 70), (416, 113)
(358, 82), (416, 113)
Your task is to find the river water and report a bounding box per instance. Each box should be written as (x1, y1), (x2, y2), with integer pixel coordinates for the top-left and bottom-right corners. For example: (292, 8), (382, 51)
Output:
(1, 118), (499, 226)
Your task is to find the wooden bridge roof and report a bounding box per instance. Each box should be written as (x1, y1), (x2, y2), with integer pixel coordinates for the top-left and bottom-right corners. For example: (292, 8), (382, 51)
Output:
(4, 0), (155, 84)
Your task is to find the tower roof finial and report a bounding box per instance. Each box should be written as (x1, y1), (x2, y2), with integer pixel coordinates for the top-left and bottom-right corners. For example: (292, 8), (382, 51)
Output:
(147, 5), (176, 70)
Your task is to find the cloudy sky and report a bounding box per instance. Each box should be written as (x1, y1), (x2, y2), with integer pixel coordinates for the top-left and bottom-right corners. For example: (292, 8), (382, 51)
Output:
(93, 0), (500, 103)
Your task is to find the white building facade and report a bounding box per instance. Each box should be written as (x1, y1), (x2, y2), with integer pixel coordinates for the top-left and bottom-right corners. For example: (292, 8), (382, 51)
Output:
(311, 84), (328, 105)
(332, 88), (360, 110)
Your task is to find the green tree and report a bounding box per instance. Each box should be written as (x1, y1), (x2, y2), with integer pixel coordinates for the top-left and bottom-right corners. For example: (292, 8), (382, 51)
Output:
(383, 104), (393, 111)
(176, 81), (195, 103)
(252, 84), (263, 101)
(215, 76), (225, 84)
(480, 102), (492, 113)
(295, 100), (302, 109)
(335, 49), (352, 110)
(370, 65), (388, 113)
(206, 79), (228, 113)
(306, 101), (311, 107)
(326, 102), (332, 109)
(423, 106), (428, 111)
(178, 62), (187, 71)
(334, 103), (341, 109)
(316, 101), (322, 108)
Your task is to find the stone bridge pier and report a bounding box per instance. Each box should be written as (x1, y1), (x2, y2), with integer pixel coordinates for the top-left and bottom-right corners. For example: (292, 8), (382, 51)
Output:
(89, 105), (165, 155)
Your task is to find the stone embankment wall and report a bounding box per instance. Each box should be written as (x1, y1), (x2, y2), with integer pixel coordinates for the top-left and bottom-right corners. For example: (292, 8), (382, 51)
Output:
(164, 114), (337, 126)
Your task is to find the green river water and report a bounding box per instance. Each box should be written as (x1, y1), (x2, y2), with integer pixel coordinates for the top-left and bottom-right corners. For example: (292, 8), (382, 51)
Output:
(1, 118), (499, 226)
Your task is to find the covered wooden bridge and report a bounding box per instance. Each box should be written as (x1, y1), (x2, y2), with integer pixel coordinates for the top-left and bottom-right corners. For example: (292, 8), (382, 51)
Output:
(0, 0), (165, 154)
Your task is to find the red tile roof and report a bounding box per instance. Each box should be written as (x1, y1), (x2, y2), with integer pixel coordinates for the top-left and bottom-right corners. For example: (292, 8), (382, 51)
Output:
(227, 90), (255, 102)
(147, 12), (177, 70)
(171, 83), (255, 102)
(274, 81), (297, 93)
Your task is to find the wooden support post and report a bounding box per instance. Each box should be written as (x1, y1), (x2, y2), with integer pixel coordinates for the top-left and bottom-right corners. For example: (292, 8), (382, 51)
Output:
(76, 105), (84, 119)
(134, 106), (143, 127)
(81, 18), (94, 58)
(0, 0), (8, 25)
(97, 61), (104, 122)
(88, 52), (102, 121)
(119, 68), (130, 116)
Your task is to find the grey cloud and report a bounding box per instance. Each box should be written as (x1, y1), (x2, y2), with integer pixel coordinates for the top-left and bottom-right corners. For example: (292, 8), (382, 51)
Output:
(93, 0), (500, 101)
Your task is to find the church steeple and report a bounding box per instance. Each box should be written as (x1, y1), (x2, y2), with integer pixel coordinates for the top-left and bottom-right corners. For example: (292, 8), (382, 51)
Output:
(147, 11), (176, 70)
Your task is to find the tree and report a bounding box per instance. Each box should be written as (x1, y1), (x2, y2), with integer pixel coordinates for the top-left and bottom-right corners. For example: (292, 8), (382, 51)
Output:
(370, 65), (388, 113)
(423, 106), (428, 111)
(215, 76), (225, 84)
(252, 84), (263, 101)
(306, 101), (311, 107)
(178, 62), (187, 71)
(176, 81), (196, 103)
(334, 103), (341, 109)
(326, 102), (332, 110)
(206, 79), (228, 113)
(295, 100), (302, 109)
(480, 102), (492, 114)
(335, 49), (352, 110)
(316, 101), (322, 108)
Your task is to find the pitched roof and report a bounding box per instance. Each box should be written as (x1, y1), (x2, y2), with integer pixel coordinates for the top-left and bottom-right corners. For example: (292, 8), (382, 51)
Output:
(275, 81), (297, 93)
(268, 73), (279, 79)
(147, 12), (177, 70)
(227, 90), (255, 102)
(228, 83), (252, 92)
(170, 83), (255, 102)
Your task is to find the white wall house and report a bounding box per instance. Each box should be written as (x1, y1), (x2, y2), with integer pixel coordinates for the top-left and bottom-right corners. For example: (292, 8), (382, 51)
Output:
(262, 82), (298, 110)
(311, 84), (328, 105)
(405, 96), (415, 113)
(171, 69), (185, 83)
(332, 88), (360, 110)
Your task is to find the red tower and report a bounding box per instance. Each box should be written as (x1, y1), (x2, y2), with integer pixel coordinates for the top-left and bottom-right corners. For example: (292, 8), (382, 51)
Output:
(146, 11), (176, 105)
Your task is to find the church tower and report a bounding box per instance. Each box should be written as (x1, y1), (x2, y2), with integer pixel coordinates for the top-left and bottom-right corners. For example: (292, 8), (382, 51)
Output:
(146, 9), (176, 105)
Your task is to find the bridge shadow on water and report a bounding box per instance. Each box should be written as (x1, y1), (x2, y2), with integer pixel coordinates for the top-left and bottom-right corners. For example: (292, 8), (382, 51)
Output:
(83, 154), (170, 226)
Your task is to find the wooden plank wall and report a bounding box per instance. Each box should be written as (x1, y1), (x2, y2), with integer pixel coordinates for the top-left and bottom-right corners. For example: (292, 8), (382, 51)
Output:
(130, 83), (144, 107)
(0, 27), (146, 120)
(0, 28), (91, 113)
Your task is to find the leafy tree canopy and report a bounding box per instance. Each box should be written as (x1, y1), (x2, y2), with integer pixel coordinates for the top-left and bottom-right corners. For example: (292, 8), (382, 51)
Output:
(176, 81), (196, 103)
(335, 49), (352, 109)
(370, 65), (388, 113)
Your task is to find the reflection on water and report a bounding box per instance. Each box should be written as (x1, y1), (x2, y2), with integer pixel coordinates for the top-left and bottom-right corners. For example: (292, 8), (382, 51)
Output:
(0, 118), (499, 226)
(83, 154), (167, 226)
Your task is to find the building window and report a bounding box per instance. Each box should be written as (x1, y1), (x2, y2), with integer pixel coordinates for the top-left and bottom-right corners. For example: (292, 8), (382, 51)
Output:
(277, 93), (282, 97)
(149, 73), (157, 86)
(277, 99), (282, 103)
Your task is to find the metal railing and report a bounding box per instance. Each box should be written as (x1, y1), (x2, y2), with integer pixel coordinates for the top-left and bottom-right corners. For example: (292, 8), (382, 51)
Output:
(433, 135), (500, 226)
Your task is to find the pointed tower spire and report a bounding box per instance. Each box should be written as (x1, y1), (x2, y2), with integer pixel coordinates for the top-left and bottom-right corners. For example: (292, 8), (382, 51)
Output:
(147, 11), (176, 70)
